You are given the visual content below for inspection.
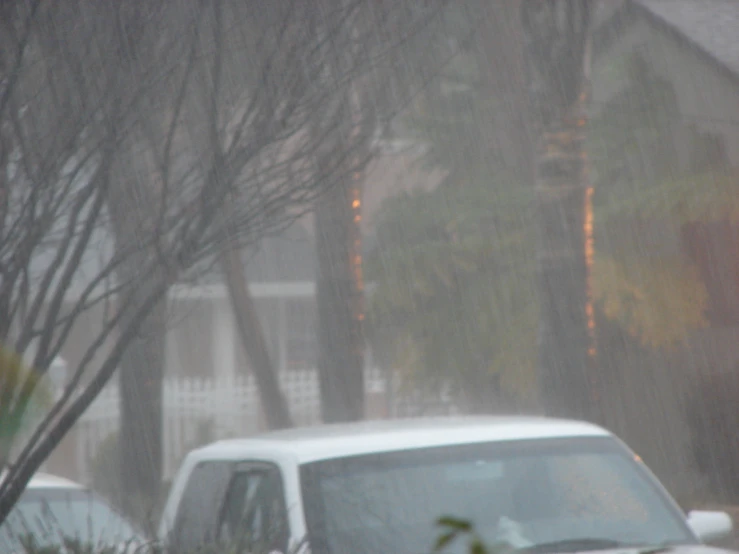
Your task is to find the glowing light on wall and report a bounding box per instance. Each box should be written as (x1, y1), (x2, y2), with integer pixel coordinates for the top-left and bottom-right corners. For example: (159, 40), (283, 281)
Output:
(584, 183), (596, 359)
(578, 86), (598, 409)
(350, 183), (364, 325)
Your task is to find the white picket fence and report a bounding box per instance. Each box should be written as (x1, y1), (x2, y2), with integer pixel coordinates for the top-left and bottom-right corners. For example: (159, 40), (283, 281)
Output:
(75, 368), (395, 482)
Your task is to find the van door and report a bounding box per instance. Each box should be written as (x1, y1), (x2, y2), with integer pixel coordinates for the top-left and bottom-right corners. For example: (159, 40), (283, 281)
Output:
(169, 460), (233, 553)
(216, 462), (290, 554)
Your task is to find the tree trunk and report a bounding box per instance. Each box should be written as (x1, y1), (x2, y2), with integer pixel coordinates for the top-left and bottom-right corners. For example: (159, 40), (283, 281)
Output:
(107, 149), (166, 520)
(534, 109), (598, 421)
(315, 175), (365, 423)
(474, 0), (534, 184)
(522, 0), (599, 422)
(218, 243), (292, 429)
(116, 289), (166, 525)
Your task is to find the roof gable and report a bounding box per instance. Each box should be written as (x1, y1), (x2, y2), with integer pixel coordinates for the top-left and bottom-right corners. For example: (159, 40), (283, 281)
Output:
(634, 0), (739, 79)
(597, 0), (739, 84)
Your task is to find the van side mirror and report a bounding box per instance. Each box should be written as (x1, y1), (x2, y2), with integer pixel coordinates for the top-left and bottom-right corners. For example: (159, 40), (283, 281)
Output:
(687, 510), (733, 544)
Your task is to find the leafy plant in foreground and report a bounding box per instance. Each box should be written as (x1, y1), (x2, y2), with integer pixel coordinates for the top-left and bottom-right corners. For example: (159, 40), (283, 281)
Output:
(435, 516), (513, 554)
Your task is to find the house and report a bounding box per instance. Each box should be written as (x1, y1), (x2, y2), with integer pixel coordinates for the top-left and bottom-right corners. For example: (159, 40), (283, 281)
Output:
(31, 140), (444, 482)
(590, 0), (739, 498)
(594, 0), (739, 165)
(163, 140), (445, 385)
(593, 0), (739, 363)
(49, 0), (739, 487)
(166, 223), (317, 382)
(38, 140), (441, 386)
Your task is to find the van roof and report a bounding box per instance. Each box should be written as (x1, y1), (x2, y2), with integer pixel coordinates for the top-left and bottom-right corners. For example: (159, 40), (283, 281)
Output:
(0, 471), (83, 490)
(190, 415), (610, 465)
(28, 472), (83, 489)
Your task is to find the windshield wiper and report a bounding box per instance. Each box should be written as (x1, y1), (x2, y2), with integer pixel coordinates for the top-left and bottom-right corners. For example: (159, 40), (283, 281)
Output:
(518, 538), (629, 553)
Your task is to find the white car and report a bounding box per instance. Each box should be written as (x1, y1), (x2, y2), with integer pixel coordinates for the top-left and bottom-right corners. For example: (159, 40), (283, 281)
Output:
(158, 416), (735, 554)
(0, 472), (145, 553)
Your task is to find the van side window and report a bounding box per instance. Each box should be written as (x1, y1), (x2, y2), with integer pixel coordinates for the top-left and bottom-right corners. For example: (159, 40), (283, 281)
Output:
(172, 461), (233, 553)
(218, 470), (261, 542)
(217, 465), (289, 553)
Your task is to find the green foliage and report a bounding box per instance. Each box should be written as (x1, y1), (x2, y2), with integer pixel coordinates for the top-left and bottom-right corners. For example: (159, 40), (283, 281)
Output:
(407, 83), (507, 180)
(370, 13), (737, 402)
(0, 346), (54, 452)
(587, 49), (738, 349)
(14, 534), (124, 554)
(399, 1), (517, 182)
(367, 1), (542, 407)
(176, 540), (308, 554)
(7, 538), (310, 554)
(435, 517), (512, 554)
(593, 252), (708, 349)
(598, 170), (739, 226)
(5, 535), (312, 554)
(366, 179), (538, 406)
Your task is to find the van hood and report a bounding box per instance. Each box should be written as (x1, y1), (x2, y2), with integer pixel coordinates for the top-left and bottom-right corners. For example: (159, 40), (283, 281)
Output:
(561, 546), (736, 554)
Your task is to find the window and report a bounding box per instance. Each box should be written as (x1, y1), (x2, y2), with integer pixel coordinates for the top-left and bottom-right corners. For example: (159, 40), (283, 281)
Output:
(286, 299), (317, 370)
(171, 461), (233, 553)
(301, 438), (695, 554)
(546, 453), (652, 522)
(234, 298), (280, 375)
(217, 463), (289, 553)
(168, 299), (214, 378)
(218, 471), (258, 542)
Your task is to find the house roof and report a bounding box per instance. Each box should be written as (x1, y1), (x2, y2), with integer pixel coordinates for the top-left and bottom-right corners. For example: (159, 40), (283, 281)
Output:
(634, 0), (739, 78)
(596, 0), (739, 83)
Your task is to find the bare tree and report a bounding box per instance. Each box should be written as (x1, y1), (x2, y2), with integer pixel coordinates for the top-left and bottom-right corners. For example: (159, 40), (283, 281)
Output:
(0, 0), (438, 524)
(102, 3), (182, 516)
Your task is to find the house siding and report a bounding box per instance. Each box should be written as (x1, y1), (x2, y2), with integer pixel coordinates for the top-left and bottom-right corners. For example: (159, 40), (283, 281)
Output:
(592, 9), (739, 501)
(593, 17), (739, 168)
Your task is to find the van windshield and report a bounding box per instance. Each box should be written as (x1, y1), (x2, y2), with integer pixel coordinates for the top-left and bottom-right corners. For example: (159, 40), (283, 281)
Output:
(0, 488), (141, 552)
(300, 437), (695, 554)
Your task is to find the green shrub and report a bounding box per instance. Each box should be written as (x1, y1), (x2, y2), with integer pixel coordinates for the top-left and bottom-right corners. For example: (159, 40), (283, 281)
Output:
(15, 534), (128, 554)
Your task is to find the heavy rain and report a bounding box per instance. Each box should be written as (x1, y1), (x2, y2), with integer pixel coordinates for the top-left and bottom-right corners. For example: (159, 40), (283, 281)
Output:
(1, 1), (738, 553)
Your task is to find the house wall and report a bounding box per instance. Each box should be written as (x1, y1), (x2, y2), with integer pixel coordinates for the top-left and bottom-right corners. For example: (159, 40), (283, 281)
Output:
(592, 17), (739, 169)
(36, 301), (119, 481)
(43, 285), (321, 384)
(53, 302), (118, 385)
(40, 288), (322, 480)
(166, 297), (215, 378)
(592, 14), (739, 501)
(166, 289), (320, 379)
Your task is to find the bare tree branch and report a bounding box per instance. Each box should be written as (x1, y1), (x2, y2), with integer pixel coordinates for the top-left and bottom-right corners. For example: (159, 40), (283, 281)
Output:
(0, 0), (446, 523)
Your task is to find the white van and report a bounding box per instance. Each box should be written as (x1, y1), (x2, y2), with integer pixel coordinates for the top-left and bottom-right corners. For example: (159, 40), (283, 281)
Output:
(159, 416), (734, 554)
